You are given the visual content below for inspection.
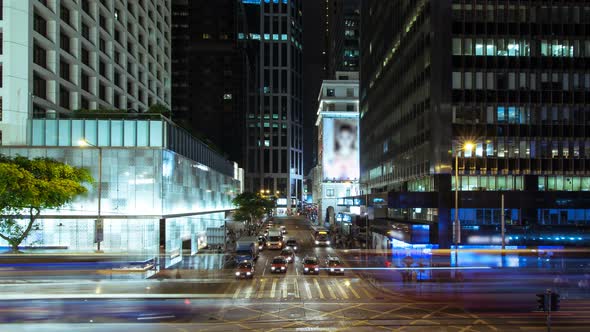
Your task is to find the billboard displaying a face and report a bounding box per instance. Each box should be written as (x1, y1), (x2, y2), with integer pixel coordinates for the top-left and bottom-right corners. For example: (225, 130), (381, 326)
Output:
(322, 118), (359, 181)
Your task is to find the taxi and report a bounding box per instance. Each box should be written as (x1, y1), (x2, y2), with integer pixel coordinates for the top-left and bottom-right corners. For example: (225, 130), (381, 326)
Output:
(270, 256), (288, 273)
(302, 256), (320, 275)
(235, 260), (255, 279)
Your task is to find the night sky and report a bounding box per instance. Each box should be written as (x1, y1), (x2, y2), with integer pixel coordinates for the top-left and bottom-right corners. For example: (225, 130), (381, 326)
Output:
(302, 0), (326, 175)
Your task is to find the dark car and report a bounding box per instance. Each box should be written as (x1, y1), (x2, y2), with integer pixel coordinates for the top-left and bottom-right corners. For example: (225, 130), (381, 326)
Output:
(235, 260), (255, 279)
(257, 236), (266, 250)
(280, 247), (295, 263)
(270, 256), (288, 273)
(302, 256), (320, 275)
(285, 239), (298, 252)
(326, 256), (344, 275)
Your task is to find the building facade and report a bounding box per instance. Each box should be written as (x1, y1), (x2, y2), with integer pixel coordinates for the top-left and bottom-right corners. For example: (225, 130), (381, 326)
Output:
(315, 72), (360, 225)
(0, 115), (241, 268)
(0, 0), (171, 146)
(360, 1), (590, 247)
(241, 0), (304, 207)
(171, 0), (252, 165)
(325, 0), (360, 77)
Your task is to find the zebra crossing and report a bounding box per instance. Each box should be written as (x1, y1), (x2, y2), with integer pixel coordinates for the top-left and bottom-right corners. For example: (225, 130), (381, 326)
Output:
(228, 276), (377, 301)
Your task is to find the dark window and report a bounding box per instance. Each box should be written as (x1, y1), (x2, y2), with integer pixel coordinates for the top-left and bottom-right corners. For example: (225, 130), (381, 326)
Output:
(60, 5), (71, 26)
(99, 61), (107, 77)
(81, 72), (90, 92)
(81, 0), (90, 15)
(33, 74), (46, 98)
(60, 60), (70, 81)
(99, 84), (107, 101)
(60, 85), (69, 109)
(99, 38), (106, 53)
(34, 14), (47, 37)
(81, 48), (90, 66)
(80, 96), (90, 109)
(60, 33), (71, 53)
(82, 23), (90, 40)
(33, 44), (47, 68)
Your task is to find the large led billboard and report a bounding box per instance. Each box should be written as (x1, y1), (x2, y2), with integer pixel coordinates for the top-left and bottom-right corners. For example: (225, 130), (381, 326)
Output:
(322, 118), (360, 181)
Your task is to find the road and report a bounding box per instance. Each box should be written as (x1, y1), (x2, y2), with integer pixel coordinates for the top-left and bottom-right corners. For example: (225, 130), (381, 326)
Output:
(1, 216), (590, 331)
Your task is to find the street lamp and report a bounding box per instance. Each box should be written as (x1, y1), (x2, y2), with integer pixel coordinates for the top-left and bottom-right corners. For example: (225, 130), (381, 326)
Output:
(78, 138), (103, 252)
(454, 141), (474, 251)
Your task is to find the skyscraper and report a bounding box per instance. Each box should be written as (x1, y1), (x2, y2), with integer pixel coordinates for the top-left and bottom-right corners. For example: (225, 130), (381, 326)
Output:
(360, 1), (590, 247)
(0, 0), (171, 145)
(241, 0), (304, 206)
(171, 0), (252, 165)
(325, 0), (360, 78)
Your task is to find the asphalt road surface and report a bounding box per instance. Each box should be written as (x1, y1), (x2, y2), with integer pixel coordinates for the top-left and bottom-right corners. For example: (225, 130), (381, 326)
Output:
(1, 216), (590, 331)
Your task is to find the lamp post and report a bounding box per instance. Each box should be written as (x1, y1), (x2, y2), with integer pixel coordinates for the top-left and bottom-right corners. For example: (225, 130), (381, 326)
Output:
(79, 138), (103, 252)
(454, 141), (474, 256)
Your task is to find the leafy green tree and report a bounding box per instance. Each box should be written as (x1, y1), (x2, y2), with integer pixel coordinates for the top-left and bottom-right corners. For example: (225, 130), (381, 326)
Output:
(0, 155), (93, 252)
(232, 192), (276, 229)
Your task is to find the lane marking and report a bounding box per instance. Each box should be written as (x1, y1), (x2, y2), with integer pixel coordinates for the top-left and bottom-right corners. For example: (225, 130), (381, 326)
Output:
(245, 278), (256, 299)
(334, 280), (348, 299)
(326, 280), (338, 299)
(233, 283), (242, 300)
(262, 258), (268, 276)
(304, 280), (313, 299)
(270, 278), (277, 298)
(313, 278), (325, 299)
(359, 285), (373, 299)
(256, 278), (266, 299)
(293, 278), (300, 299)
(281, 279), (288, 298)
(345, 280), (361, 299)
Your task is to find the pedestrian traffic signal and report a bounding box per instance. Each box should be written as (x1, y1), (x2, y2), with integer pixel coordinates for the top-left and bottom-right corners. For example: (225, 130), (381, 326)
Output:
(550, 292), (560, 312)
(536, 293), (548, 311)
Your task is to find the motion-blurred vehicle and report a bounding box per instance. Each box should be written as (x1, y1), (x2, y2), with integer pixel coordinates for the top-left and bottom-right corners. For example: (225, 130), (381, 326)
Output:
(234, 237), (259, 264)
(302, 256), (320, 275)
(235, 260), (255, 279)
(285, 239), (298, 251)
(280, 247), (295, 263)
(326, 256), (344, 275)
(266, 229), (284, 249)
(270, 256), (288, 273)
(257, 235), (266, 250)
(312, 227), (330, 246)
(280, 225), (287, 234)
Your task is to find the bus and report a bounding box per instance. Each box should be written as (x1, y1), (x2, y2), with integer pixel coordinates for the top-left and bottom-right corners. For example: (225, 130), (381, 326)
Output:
(266, 229), (284, 249)
(312, 226), (330, 246)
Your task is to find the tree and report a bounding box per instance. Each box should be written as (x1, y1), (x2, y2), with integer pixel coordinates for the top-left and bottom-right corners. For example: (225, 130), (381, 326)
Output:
(0, 155), (93, 252)
(231, 192), (276, 229)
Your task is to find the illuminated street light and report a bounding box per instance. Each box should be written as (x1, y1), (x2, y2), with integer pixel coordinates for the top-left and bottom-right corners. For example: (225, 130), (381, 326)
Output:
(454, 141), (475, 251)
(79, 138), (103, 252)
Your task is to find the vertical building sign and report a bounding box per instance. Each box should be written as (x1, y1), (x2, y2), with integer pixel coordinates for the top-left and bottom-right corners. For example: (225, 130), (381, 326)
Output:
(322, 118), (360, 181)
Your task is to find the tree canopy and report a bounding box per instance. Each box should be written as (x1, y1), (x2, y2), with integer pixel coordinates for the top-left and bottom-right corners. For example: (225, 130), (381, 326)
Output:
(231, 192), (276, 226)
(0, 155), (93, 252)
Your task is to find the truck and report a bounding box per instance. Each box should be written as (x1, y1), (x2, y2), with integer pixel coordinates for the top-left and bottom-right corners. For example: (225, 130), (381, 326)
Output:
(234, 237), (259, 264)
(266, 229), (284, 249)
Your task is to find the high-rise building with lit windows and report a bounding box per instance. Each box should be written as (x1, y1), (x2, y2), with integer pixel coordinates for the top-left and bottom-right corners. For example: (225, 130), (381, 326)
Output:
(241, 0), (304, 208)
(325, 0), (359, 78)
(360, 1), (590, 247)
(171, 0), (252, 165)
(0, 0), (171, 146)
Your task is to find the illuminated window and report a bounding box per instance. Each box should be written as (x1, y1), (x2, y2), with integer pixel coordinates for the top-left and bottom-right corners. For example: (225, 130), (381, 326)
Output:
(202, 33), (211, 39)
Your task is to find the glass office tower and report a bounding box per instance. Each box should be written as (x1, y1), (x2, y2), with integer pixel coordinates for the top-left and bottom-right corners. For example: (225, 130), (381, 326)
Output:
(241, 0), (304, 207)
(360, 1), (590, 247)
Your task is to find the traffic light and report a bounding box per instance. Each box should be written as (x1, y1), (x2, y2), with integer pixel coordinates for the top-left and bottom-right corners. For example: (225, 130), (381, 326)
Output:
(536, 293), (547, 311)
(550, 293), (560, 312)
